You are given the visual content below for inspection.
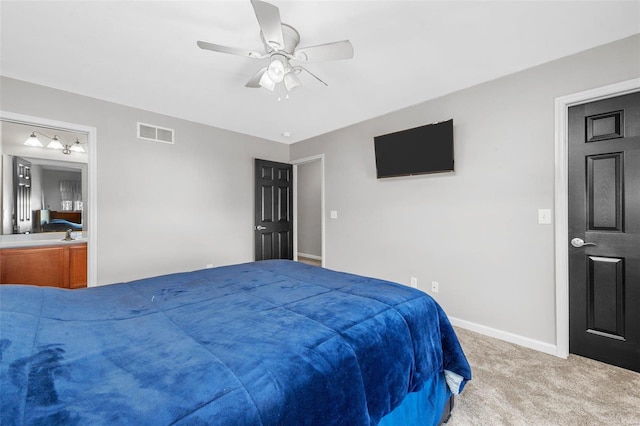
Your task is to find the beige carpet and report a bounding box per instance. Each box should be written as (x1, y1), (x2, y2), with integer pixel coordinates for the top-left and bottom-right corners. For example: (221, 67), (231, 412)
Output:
(448, 327), (640, 425)
(297, 256), (322, 267)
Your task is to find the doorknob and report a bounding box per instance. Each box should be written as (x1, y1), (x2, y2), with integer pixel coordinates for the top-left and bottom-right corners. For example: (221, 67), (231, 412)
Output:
(571, 237), (596, 248)
(255, 225), (267, 231)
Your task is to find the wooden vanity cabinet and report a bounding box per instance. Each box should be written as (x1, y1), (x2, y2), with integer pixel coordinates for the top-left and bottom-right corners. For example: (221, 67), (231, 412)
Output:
(0, 243), (87, 289)
(67, 244), (88, 289)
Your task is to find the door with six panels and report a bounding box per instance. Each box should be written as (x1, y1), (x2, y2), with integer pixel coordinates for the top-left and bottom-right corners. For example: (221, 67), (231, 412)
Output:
(568, 91), (640, 372)
(254, 159), (293, 261)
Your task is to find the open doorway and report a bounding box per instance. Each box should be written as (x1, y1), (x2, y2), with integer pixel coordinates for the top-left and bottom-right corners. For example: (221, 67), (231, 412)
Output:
(292, 155), (324, 268)
(0, 111), (98, 286)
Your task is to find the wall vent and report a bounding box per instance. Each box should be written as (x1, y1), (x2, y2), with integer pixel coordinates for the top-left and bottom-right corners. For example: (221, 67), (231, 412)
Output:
(137, 122), (174, 144)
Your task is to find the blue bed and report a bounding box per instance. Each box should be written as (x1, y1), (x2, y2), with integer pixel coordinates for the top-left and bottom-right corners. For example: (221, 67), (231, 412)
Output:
(41, 218), (83, 232)
(0, 260), (471, 425)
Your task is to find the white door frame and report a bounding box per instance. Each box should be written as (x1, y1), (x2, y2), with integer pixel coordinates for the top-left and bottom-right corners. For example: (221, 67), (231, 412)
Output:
(0, 110), (98, 286)
(554, 78), (640, 358)
(291, 154), (325, 267)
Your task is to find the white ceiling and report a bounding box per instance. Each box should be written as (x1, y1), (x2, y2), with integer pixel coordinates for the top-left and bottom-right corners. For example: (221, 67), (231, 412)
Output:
(1, 1), (639, 144)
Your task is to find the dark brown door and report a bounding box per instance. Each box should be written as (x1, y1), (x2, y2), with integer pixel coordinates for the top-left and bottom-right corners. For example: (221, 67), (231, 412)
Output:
(254, 159), (293, 261)
(568, 91), (640, 372)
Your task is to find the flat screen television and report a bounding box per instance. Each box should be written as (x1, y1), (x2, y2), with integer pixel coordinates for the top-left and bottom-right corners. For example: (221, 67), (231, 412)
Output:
(374, 119), (454, 178)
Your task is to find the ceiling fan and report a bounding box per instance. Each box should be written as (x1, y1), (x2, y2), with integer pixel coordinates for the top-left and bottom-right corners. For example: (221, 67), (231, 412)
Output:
(197, 0), (354, 93)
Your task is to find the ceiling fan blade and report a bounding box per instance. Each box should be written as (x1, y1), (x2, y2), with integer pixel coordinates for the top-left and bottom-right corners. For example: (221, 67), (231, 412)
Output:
(197, 41), (264, 59)
(294, 40), (354, 62)
(251, 0), (284, 51)
(246, 67), (268, 88)
(294, 66), (328, 86)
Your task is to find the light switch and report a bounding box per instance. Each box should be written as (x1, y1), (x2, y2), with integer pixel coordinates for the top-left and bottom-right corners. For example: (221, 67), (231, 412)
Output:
(538, 209), (552, 225)
(330, 210), (338, 219)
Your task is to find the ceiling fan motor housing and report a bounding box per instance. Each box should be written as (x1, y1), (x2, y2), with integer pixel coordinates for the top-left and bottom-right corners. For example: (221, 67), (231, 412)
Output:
(261, 23), (300, 55)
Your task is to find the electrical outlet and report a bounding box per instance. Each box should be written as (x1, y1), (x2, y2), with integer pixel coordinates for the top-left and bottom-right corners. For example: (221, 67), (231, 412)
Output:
(410, 277), (418, 288)
(431, 281), (439, 293)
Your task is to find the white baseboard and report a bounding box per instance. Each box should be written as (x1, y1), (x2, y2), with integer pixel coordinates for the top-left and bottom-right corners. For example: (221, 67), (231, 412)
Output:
(449, 316), (560, 357)
(297, 252), (322, 260)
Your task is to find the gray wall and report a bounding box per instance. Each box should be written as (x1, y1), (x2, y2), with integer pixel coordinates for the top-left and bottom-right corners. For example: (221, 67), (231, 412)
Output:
(289, 35), (640, 346)
(296, 160), (322, 258)
(1, 76), (288, 285)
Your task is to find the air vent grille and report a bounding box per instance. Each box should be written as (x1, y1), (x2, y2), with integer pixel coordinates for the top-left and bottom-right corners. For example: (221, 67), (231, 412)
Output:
(137, 122), (174, 144)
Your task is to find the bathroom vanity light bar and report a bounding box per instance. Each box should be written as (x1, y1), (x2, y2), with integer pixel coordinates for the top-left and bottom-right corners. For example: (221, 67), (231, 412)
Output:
(24, 131), (86, 155)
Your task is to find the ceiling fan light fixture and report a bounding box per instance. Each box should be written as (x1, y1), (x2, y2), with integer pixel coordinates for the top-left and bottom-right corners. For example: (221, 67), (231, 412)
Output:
(267, 56), (285, 83)
(47, 136), (65, 150)
(24, 132), (43, 147)
(284, 72), (301, 92)
(259, 72), (276, 91)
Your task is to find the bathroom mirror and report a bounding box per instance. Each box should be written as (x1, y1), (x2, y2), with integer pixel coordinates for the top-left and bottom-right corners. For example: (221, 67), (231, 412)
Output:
(1, 120), (88, 235)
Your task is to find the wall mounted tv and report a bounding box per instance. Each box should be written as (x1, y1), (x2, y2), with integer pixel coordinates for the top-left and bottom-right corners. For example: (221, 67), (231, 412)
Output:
(374, 119), (454, 178)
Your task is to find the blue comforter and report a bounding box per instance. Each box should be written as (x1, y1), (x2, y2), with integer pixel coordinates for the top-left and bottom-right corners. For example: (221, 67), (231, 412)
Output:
(0, 260), (471, 425)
